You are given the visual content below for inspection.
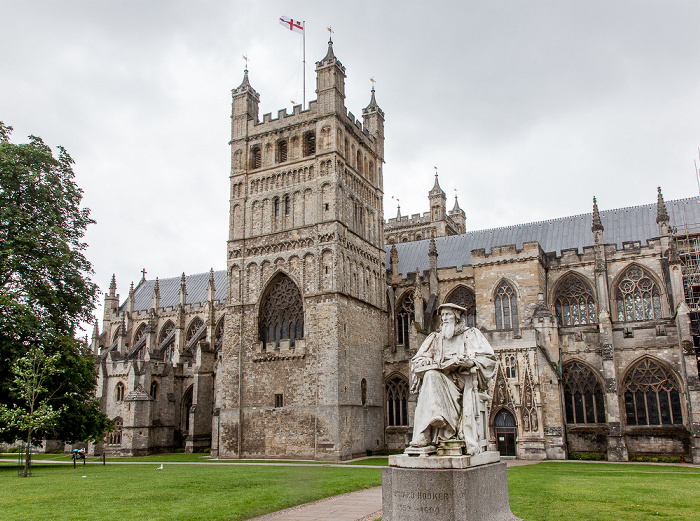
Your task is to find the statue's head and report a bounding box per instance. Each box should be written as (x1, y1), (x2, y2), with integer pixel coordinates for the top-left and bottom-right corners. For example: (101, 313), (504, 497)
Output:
(438, 303), (467, 339)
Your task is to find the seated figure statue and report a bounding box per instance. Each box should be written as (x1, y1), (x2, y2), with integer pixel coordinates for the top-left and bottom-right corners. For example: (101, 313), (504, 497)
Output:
(409, 303), (497, 456)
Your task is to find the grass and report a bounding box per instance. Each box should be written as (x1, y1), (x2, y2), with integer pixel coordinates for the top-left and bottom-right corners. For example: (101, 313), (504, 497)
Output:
(1, 459), (698, 520)
(508, 462), (700, 521)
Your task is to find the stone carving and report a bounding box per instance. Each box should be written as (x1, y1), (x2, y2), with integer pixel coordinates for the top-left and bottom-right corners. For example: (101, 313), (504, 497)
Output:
(605, 377), (617, 393)
(408, 304), (497, 456)
(601, 343), (613, 360)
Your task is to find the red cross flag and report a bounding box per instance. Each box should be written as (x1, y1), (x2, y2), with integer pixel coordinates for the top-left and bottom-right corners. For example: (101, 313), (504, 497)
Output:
(279, 16), (304, 34)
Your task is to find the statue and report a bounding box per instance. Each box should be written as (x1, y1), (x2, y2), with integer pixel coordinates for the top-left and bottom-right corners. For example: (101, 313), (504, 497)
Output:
(408, 303), (497, 456)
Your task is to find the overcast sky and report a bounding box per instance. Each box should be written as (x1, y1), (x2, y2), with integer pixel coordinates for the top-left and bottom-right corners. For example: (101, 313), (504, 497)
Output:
(2, 1), (699, 332)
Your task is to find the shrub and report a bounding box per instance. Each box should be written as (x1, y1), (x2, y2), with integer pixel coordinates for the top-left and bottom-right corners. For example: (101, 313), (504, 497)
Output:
(569, 452), (606, 461)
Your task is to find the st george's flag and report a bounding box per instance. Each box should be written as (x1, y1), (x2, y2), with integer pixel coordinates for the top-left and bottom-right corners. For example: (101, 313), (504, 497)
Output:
(279, 16), (304, 34)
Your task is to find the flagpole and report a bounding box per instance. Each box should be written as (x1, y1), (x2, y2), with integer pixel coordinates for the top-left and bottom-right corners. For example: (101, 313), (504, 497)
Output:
(302, 21), (306, 108)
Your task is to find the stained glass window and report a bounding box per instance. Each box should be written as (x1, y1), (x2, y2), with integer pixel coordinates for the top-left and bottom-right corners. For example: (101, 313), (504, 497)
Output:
(616, 266), (663, 322)
(505, 355), (517, 379)
(495, 281), (519, 333)
(554, 274), (597, 326)
(563, 362), (606, 424)
(386, 376), (408, 427)
(396, 292), (414, 348)
(108, 417), (123, 445)
(623, 358), (682, 426)
(259, 274), (304, 349)
(159, 321), (175, 361)
(445, 286), (476, 327)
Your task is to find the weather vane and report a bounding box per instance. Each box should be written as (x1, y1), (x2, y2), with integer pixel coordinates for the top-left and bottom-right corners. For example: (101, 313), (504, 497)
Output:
(242, 55), (248, 70)
(326, 26), (334, 41)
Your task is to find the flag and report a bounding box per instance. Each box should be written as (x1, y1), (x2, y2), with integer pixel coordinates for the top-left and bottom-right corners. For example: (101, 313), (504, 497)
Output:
(279, 16), (303, 34)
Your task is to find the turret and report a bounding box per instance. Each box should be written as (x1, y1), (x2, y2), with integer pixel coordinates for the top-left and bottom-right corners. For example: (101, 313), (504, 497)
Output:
(591, 196), (604, 244)
(448, 193), (466, 233)
(102, 274), (119, 334)
(362, 86), (385, 163)
(231, 68), (260, 141)
(315, 39), (346, 115)
(429, 171), (446, 222)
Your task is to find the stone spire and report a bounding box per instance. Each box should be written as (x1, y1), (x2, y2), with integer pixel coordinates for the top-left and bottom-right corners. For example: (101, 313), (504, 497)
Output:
(362, 85), (385, 159)
(109, 274), (117, 296)
(207, 268), (216, 302)
(429, 170), (447, 222)
(429, 171), (446, 198)
(429, 237), (438, 257)
(451, 194), (462, 213)
(179, 272), (187, 308)
(315, 39), (346, 114)
(127, 281), (135, 317)
(152, 277), (160, 311)
(449, 192), (467, 233)
(656, 186), (669, 224)
(591, 197), (604, 233)
(390, 243), (399, 279)
(92, 320), (100, 341)
(231, 67), (260, 135)
(396, 202), (401, 219)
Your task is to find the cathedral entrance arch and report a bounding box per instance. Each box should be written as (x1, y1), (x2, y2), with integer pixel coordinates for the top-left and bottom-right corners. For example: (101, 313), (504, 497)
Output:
(494, 408), (517, 456)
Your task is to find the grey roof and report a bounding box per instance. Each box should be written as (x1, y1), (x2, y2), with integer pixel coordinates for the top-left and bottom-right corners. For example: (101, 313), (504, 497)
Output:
(387, 196), (700, 276)
(120, 270), (227, 312)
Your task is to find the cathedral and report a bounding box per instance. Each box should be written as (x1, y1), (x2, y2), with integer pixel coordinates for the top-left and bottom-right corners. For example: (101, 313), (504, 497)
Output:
(89, 41), (700, 463)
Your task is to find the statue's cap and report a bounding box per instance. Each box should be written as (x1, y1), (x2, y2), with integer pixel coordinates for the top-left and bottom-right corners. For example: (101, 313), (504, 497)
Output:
(438, 303), (467, 315)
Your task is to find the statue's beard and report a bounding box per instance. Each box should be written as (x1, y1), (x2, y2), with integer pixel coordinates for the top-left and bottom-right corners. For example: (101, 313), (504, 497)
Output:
(442, 321), (456, 339)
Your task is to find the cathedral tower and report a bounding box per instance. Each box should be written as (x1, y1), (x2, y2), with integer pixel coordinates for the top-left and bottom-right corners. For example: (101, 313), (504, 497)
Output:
(218, 41), (387, 460)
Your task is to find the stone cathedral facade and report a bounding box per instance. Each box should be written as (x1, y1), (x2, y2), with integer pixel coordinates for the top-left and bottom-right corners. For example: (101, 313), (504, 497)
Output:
(90, 42), (700, 463)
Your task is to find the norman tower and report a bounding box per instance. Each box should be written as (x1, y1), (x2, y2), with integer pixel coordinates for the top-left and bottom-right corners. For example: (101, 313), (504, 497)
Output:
(217, 41), (387, 460)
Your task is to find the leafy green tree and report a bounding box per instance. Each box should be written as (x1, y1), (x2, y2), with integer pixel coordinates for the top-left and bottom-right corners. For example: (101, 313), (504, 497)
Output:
(0, 346), (65, 476)
(0, 122), (110, 446)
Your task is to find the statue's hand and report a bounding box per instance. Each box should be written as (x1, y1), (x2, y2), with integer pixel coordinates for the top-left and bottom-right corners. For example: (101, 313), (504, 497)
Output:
(461, 357), (475, 368)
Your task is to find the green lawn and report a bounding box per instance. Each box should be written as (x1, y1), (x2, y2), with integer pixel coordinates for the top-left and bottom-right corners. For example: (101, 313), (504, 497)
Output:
(1, 460), (698, 520)
(508, 462), (700, 521)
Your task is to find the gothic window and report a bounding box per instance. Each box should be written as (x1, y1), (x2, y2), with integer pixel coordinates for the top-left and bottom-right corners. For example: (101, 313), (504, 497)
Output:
(505, 355), (517, 379)
(396, 292), (415, 348)
(159, 321), (175, 361)
(494, 280), (519, 333)
(368, 161), (375, 183)
(115, 382), (125, 402)
(133, 323), (146, 343)
(304, 132), (315, 156)
(214, 318), (224, 352)
(386, 376), (408, 427)
(274, 198), (280, 217)
(563, 361), (606, 424)
(259, 274), (304, 349)
(251, 145), (262, 169)
(108, 417), (123, 445)
(554, 274), (597, 326)
(357, 151), (362, 173)
(615, 266), (663, 322)
(445, 286), (477, 327)
(186, 317), (204, 343)
(623, 358), (682, 426)
(150, 381), (158, 400)
(277, 139), (288, 163)
(284, 196), (290, 215)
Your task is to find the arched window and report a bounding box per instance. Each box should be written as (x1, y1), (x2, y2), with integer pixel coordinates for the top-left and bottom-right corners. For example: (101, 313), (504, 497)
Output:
(277, 139), (288, 163)
(562, 361), (606, 424)
(494, 280), (519, 333)
(623, 358), (682, 426)
(108, 417), (123, 445)
(445, 286), (477, 327)
(356, 150), (362, 173)
(186, 317), (204, 344)
(159, 321), (175, 361)
(259, 274), (304, 349)
(251, 145), (262, 169)
(505, 355), (517, 379)
(396, 292), (414, 348)
(386, 376), (408, 427)
(115, 382), (125, 402)
(361, 378), (367, 406)
(554, 274), (597, 326)
(616, 266), (663, 322)
(214, 318), (224, 352)
(304, 132), (315, 156)
(150, 381), (158, 400)
(274, 197), (280, 218)
(133, 323), (147, 343)
(182, 386), (193, 434)
(284, 196), (290, 215)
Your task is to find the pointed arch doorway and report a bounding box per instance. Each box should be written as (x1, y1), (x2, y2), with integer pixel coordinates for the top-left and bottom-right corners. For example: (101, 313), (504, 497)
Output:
(494, 408), (517, 456)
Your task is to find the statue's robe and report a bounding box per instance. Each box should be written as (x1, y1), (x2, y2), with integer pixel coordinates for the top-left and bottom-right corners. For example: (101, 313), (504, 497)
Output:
(410, 327), (497, 455)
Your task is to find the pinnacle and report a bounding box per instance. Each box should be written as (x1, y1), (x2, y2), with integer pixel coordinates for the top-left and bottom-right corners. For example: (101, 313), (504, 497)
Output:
(656, 186), (669, 224)
(451, 194), (463, 213)
(429, 171), (445, 198)
(592, 196), (604, 233)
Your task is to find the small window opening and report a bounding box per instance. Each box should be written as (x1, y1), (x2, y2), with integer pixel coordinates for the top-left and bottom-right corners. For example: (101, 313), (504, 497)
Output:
(274, 198), (280, 217)
(274, 394), (284, 408)
(285, 196), (290, 215)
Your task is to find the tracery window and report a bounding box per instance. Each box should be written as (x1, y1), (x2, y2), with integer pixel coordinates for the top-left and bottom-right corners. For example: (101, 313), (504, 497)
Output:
(277, 139), (288, 163)
(259, 274), (304, 349)
(615, 266), (663, 322)
(396, 292), (414, 348)
(623, 358), (682, 426)
(186, 317), (204, 344)
(386, 376), (408, 427)
(445, 286), (476, 327)
(304, 132), (315, 156)
(115, 382), (125, 402)
(108, 417), (123, 445)
(505, 355), (517, 379)
(214, 319), (224, 352)
(554, 274), (597, 326)
(251, 146), (262, 169)
(494, 280), (519, 333)
(159, 321), (175, 361)
(562, 362), (606, 424)
(133, 324), (147, 343)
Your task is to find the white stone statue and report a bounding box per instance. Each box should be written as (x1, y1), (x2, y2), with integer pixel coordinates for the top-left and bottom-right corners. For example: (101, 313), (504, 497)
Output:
(409, 303), (497, 456)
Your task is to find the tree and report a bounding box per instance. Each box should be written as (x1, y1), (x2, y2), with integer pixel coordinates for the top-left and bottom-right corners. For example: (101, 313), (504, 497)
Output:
(0, 346), (65, 476)
(0, 122), (110, 446)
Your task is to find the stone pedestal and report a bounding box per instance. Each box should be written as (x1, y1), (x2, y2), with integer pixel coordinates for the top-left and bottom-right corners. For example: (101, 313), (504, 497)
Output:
(382, 452), (521, 521)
